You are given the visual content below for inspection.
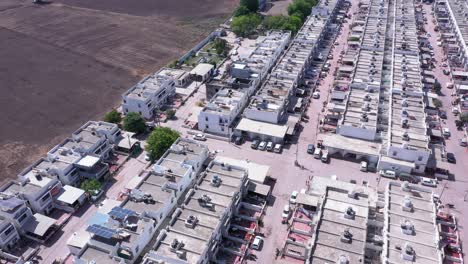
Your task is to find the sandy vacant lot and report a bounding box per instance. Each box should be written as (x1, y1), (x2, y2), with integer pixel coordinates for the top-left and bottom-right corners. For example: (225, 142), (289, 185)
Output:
(0, 0), (237, 184)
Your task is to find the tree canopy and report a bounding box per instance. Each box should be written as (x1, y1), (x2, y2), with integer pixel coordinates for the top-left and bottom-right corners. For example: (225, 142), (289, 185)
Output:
(231, 14), (262, 37)
(288, 0), (317, 22)
(234, 5), (251, 17)
(213, 38), (230, 57)
(240, 0), (259, 13)
(123, 112), (146, 133)
(145, 127), (180, 161)
(81, 179), (102, 195)
(263, 15), (303, 33)
(103, 109), (122, 124)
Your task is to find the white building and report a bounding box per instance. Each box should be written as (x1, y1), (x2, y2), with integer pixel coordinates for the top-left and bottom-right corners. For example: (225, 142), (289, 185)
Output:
(0, 217), (20, 251)
(199, 31), (291, 136)
(143, 160), (249, 264)
(198, 89), (248, 135)
(122, 73), (176, 119)
(0, 172), (62, 215)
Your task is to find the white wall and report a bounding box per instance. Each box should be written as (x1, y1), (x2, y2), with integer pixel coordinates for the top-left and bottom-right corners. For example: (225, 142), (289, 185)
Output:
(337, 125), (377, 141)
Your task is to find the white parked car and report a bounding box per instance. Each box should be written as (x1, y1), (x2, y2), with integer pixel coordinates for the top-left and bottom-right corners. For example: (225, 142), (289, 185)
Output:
(193, 133), (206, 141)
(282, 205), (291, 220)
(312, 91), (320, 99)
(442, 127), (450, 137)
(379, 170), (397, 179)
(421, 177), (437, 187)
(144, 152), (151, 161)
(252, 236), (264, 250)
(290, 191), (299, 204)
(258, 141), (267, 151)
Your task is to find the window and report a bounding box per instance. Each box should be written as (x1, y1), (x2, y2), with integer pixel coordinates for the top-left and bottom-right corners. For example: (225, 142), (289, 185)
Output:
(415, 165), (420, 170)
(221, 127), (224, 132)
(205, 117), (208, 122)
(3, 225), (13, 237)
(139, 111), (142, 115)
(138, 103), (141, 108)
(392, 151), (397, 156)
(18, 213), (28, 223)
(123, 100), (127, 103)
(417, 156), (423, 161)
(41, 193), (51, 203)
(206, 125), (209, 129)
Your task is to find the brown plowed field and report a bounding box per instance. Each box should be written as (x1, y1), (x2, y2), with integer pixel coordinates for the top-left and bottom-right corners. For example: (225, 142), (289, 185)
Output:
(0, 0), (237, 184)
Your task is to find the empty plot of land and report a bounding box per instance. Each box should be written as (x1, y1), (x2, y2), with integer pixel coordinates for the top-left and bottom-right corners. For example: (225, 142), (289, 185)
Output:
(0, 0), (236, 183)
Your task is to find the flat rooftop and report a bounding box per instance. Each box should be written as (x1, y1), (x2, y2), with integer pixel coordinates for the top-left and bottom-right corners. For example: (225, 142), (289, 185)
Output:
(311, 188), (371, 263)
(383, 182), (441, 264)
(151, 161), (247, 263)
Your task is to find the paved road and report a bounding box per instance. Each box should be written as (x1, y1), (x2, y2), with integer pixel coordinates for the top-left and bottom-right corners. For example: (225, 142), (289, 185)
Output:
(422, 2), (468, 250)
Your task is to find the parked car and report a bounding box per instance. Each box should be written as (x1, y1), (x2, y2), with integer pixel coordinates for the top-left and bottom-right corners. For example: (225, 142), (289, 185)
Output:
(91, 189), (104, 202)
(442, 127), (450, 138)
(252, 236), (264, 250)
(379, 170), (397, 179)
(399, 173), (419, 183)
(321, 150), (329, 163)
(193, 133), (206, 141)
(447, 83), (454, 89)
(439, 110), (447, 119)
(443, 69), (450, 75)
(307, 144), (315, 154)
(313, 148), (322, 159)
(312, 91), (320, 99)
(274, 144), (282, 153)
(290, 191), (298, 204)
(258, 141), (267, 151)
(144, 152), (151, 161)
(360, 161), (368, 172)
(459, 138), (467, 147)
(234, 136), (242, 145)
(452, 107), (459, 115)
(446, 152), (456, 163)
(421, 177), (437, 187)
(282, 205), (291, 220)
(266, 141), (274, 151)
(251, 139), (260, 149)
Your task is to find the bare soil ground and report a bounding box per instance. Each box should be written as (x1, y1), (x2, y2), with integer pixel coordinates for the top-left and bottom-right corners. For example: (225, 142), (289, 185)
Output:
(0, 0), (237, 184)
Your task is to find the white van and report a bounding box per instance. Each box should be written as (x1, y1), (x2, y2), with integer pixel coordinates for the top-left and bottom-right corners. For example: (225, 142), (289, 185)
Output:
(379, 170), (397, 178)
(321, 150), (329, 163)
(314, 148), (322, 159)
(360, 161), (368, 172)
(274, 144), (282, 153)
(266, 142), (274, 151)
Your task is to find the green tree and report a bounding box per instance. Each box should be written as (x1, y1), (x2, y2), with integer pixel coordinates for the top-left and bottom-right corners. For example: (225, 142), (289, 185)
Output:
(103, 109), (122, 124)
(123, 112), (146, 133)
(460, 112), (468, 124)
(165, 109), (176, 120)
(213, 38), (229, 56)
(145, 127), (180, 161)
(263, 15), (288, 30)
(288, 0), (315, 22)
(234, 5), (251, 17)
(240, 0), (259, 13)
(231, 14), (262, 37)
(432, 98), (443, 108)
(81, 179), (102, 195)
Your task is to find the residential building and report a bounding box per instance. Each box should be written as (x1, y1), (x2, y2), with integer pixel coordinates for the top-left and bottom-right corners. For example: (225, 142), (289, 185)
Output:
(0, 193), (57, 242)
(143, 160), (249, 264)
(0, 217), (20, 251)
(199, 31), (291, 136)
(74, 210), (157, 264)
(122, 138), (209, 223)
(157, 67), (191, 88)
(0, 172), (62, 215)
(235, 0), (342, 142)
(122, 73), (176, 119)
